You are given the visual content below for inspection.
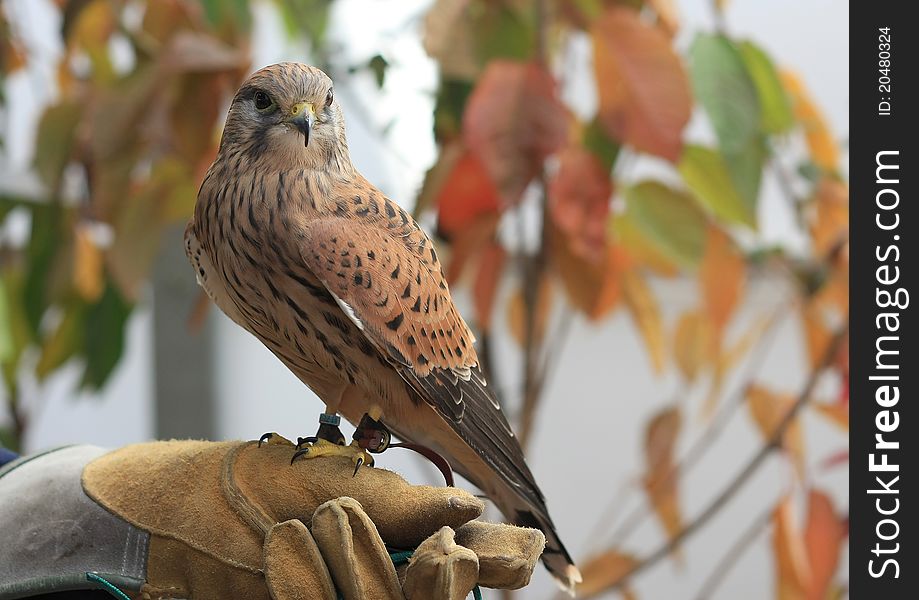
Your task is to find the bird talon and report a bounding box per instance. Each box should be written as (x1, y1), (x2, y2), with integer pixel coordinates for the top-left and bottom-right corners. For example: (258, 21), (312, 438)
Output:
(290, 447), (310, 464)
(258, 432), (273, 448)
(352, 457), (363, 477)
(296, 436), (318, 449)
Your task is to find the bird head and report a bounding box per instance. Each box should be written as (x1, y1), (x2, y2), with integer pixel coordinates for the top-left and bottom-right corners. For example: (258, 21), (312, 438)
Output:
(220, 63), (352, 172)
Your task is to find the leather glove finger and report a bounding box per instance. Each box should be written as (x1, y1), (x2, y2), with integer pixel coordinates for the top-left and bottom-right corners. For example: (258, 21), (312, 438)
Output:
(402, 526), (478, 600)
(264, 519), (337, 600)
(310, 496), (404, 600)
(454, 521), (545, 590)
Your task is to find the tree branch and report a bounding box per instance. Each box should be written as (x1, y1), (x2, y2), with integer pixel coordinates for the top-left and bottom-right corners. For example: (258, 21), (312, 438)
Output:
(605, 321), (847, 591)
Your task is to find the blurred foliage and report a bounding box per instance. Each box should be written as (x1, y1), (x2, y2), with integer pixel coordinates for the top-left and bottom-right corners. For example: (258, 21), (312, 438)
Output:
(1, 0), (848, 596)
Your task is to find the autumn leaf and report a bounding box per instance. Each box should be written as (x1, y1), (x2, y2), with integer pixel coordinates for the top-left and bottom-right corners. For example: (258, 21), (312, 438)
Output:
(577, 548), (639, 599)
(673, 309), (716, 382)
(623, 181), (708, 269)
(592, 7), (691, 161)
(679, 145), (756, 228)
(700, 226), (746, 334)
(423, 0), (479, 80)
(162, 31), (247, 73)
(782, 71), (839, 172)
(435, 149), (502, 238)
(648, 0), (680, 36)
(443, 214), (500, 284)
(809, 178), (849, 258)
(463, 60), (569, 204)
(643, 406), (684, 550)
(800, 301), (833, 370)
(610, 213), (679, 276)
(548, 145), (612, 263)
(622, 269), (666, 373)
(803, 490), (846, 600)
(773, 496), (811, 600)
(73, 223), (105, 302)
(473, 242), (507, 331)
(747, 385), (805, 477)
(507, 274), (553, 346)
(812, 402), (848, 431)
(703, 316), (769, 417)
(552, 225), (624, 320)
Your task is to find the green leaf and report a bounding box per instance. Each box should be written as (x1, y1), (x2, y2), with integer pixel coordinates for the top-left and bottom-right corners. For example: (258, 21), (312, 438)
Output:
(679, 145), (756, 227)
(476, 2), (535, 63)
(724, 136), (767, 216)
(689, 34), (760, 155)
(583, 118), (621, 171)
(23, 203), (64, 336)
(737, 40), (794, 134)
(36, 301), (87, 380)
(368, 54), (388, 88)
(34, 101), (82, 192)
(81, 281), (132, 390)
(624, 181), (708, 268)
(0, 277), (13, 363)
(433, 78), (474, 142)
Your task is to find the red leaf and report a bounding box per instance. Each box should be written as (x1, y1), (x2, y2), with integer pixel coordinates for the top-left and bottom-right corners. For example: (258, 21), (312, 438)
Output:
(549, 146), (612, 263)
(463, 60), (570, 204)
(592, 7), (691, 161)
(436, 149), (502, 239)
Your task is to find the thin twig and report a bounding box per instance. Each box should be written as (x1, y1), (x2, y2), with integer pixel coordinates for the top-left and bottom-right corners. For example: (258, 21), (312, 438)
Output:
(690, 502), (775, 600)
(605, 322), (847, 591)
(602, 307), (787, 548)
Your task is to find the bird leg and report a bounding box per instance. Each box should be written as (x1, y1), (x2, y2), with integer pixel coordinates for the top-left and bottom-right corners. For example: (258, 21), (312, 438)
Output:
(352, 413), (392, 454)
(290, 413), (373, 473)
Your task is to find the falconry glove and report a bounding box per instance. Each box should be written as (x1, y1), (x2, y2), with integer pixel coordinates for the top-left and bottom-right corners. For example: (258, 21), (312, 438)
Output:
(0, 438), (545, 600)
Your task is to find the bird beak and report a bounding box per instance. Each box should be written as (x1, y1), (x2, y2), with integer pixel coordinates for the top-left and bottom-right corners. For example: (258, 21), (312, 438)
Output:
(288, 102), (315, 147)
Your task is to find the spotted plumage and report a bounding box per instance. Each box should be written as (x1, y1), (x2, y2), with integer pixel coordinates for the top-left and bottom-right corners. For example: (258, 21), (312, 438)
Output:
(185, 63), (579, 591)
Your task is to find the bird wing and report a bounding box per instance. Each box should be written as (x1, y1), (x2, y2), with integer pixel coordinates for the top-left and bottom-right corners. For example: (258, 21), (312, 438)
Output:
(297, 202), (540, 500)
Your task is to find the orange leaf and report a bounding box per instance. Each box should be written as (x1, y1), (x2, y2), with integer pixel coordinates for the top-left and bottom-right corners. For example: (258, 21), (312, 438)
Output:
(703, 316), (769, 417)
(622, 270), (666, 373)
(436, 149), (502, 238)
(800, 302), (833, 370)
(473, 243), (507, 331)
(747, 385), (805, 477)
(592, 7), (691, 161)
(773, 496), (811, 600)
(700, 226), (746, 335)
(643, 406), (684, 550)
(443, 214), (500, 283)
(507, 275), (553, 347)
(781, 71), (839, 172)
(463, 61), (569, 204)
(549, 146), (612, 263)
(804, 490), (846, 600)
(552, 227), (624, 320)
(673, 309), (716, 382)
(577, 549), (639, 599)
(810, 178), (849, 258)
(812, 402), (848, 431)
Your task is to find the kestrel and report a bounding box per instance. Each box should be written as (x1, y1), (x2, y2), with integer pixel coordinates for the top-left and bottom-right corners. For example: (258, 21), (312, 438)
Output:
(186, 63), (580, 591)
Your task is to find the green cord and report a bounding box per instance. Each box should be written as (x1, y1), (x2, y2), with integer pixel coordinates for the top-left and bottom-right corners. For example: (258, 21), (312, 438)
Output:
(86, 572), (132, 600)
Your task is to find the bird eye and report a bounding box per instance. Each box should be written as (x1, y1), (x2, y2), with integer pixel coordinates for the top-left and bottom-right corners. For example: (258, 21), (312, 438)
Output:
(325, 89), (334, 107)
(253, 90), (274, 111)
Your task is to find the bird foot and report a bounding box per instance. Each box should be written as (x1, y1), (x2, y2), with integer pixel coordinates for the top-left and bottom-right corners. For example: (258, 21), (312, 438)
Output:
(290, 439), (374, 475)
(353, 414), (391, 454)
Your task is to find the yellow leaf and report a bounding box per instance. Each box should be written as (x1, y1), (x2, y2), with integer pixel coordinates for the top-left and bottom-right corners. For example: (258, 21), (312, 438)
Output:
(747, 385), (805, 478)
(673, 309), (715, 382)
(773, 496), (811, 600)
(700, 226), (745, 335)
(553, 227), (623, 320)
(643, 406), (684, 552)
(622, 270), (666, 373)
(801, 302), (832, 370)
(473, 243), (507, 332)
(781, 71), (839, 172)
(423, 0), (480, 80)
(577, 549), (639, 599)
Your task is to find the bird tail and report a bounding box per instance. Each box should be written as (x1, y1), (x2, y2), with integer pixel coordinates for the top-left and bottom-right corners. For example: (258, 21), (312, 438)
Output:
(490, 482), (582, 595)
